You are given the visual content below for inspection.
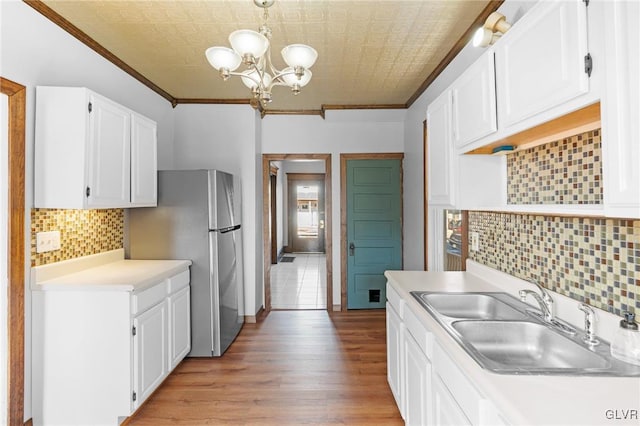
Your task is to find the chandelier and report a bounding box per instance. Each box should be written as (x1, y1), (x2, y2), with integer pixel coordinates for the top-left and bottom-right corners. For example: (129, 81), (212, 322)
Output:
(205, 0), (318, 107)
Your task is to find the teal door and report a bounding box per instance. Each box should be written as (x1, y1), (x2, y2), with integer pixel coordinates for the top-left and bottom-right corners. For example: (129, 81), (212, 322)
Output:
(346, 159), (402, 309)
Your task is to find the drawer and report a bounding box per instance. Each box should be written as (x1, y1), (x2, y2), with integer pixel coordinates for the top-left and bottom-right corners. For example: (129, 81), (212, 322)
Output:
(386, 282), (404, 317)
(132, 280), (167, 315)
(404, 304), (433, 359)
(167, 269), (190, 294)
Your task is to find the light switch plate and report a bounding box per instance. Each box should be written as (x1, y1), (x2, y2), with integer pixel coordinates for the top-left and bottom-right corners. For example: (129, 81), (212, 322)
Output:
(36, 230), (61, 253)
(470, 232), (480, 252)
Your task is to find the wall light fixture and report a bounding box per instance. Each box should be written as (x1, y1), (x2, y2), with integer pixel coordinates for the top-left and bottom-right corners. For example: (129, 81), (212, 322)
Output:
(473, 12), (512, 48)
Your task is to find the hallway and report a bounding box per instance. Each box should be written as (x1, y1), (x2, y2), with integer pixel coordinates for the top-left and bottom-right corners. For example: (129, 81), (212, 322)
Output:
(127, 310), (402, 425)
(270, 253), (327, 309)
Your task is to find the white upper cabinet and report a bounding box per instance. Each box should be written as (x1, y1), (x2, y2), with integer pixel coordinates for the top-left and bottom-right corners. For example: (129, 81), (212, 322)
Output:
(427, 90), (455, 207)
(130, 112), (158, 206)
(35, 86), (158, 209)
(601, 0), (640, 218)
(451, 52), (498, 148)
(87, 93), (131, 207)
(495, 0), (589, 129)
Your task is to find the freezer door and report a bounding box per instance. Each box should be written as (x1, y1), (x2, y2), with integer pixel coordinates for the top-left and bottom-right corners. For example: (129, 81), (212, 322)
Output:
(208, 170), (239, 230)
(209, 229), (244, 356)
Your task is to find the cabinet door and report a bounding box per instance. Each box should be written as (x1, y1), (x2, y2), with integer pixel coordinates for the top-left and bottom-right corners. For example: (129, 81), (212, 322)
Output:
(131, 112), (158, 206)
(87, 93), (131, 207)
(432, 374), (471, 426)
(451, 53), (497, 148)
(169, 286), (191, 370)
(427, 91), (455, 207)
(403, 331), (432, 426)
(133, 301), (168, 409)
(386, 302), (404, 417)
(602, 0), (640, 218)
(496, 0), (589, 128)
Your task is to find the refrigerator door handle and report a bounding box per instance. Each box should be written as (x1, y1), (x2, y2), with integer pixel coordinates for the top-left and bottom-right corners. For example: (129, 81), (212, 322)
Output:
(219, 224), (242, 234)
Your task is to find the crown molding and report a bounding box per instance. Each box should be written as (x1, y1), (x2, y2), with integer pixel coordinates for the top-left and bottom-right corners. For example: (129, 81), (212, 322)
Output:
(406, 0), (505, 107)
(23, 0), (177, 105)
(25, 0), (502, 115)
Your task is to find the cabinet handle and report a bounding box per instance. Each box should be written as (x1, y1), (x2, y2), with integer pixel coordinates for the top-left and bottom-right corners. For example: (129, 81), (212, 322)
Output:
(86, 186), (91, 197)
(349, 243), (355, 256)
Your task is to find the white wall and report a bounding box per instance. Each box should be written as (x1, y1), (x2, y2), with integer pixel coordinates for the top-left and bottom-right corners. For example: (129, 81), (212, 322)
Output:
(262, 111), (406, 306)
(171, 104), (263, 315)
(0, 93), (8, 424)
(0, 1), (176, 420)
(402, 0), (537, 271)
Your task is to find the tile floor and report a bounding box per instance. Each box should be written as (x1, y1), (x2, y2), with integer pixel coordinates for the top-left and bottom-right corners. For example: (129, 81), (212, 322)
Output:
(271, 253), (327, 309)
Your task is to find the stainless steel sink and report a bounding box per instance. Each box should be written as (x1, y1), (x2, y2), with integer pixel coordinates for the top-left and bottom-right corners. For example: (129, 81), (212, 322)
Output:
(409, 291), (640, 376)
(452, 320), (610, 372)
(418, 293), (527, 320)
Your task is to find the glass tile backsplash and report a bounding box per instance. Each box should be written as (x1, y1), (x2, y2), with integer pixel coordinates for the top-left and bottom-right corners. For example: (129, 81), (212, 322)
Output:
(507, 129), (602, 205)
(468, 212), (639, 316)
(31, 208), (124, 266)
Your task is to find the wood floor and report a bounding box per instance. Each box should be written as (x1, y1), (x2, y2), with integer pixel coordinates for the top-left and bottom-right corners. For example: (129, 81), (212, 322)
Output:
(127, 310), (403, 425)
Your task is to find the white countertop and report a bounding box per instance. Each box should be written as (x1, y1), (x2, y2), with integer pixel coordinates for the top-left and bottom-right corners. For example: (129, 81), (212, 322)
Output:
(31, 249), (191, 292)
(385, 266), (640, 426)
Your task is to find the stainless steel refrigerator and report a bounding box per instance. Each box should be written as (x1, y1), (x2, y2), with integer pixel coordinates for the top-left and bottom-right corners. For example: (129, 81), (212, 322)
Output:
(126, 170), (244, 356)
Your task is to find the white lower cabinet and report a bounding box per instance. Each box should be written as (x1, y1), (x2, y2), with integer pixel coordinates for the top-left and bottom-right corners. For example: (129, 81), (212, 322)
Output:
(386, 282), (508, 426)
(386, 301), (405, 417)
(133, 300), (168, 409)
(403, 330), (432, 426)
(432, 373), (472, 426)
(169, 286), (192, 369)
(33, 268), (191, 426)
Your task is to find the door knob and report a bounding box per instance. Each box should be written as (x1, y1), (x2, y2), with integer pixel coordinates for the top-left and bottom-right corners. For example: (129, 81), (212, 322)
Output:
(349, 242), (355, 256)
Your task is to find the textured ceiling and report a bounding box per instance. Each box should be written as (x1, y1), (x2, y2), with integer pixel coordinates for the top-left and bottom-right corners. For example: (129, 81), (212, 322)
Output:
(39, 0), (492, 111)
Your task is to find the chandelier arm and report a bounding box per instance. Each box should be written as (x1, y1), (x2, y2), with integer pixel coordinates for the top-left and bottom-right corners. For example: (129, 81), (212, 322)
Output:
(272, 68), (298, 81)
(227, 71), (261, 86)
(250, 62), (269, 89)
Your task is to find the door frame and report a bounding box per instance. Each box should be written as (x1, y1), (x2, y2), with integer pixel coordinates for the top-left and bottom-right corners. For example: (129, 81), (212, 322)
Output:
(262, 154), (332, 314)
(1, 77), (26, 426)
(340, 153), (404, 311)
(286, 173), (325, 253)
(269, 164), (278, 264)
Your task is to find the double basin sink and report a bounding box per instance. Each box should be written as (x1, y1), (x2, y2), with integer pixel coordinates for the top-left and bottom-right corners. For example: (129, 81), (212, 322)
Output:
(410, 291), (640, 376)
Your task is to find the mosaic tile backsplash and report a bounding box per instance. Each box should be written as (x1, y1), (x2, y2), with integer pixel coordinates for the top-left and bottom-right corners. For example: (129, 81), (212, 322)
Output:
(507, 129), (602, 204)
(468, 211), (639, 316)
(31, 209), (124, 266)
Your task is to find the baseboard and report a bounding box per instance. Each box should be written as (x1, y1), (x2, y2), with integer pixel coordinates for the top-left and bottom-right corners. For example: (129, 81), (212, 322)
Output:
(245, 305), (265, 323)
(332, 304), (341, 312)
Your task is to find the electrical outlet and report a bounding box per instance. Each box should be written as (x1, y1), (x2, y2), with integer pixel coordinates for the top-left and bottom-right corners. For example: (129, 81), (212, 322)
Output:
(36, 230), (61, 253)
(470, 232), (480, 252)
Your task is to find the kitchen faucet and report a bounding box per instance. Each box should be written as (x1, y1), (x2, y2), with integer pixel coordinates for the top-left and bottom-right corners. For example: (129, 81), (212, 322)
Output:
(519, 281), (554, 322)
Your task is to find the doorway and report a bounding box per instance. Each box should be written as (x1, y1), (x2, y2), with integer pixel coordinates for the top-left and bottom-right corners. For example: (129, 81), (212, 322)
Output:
(287, 173), (325, 253)
(1, 77), (26, 426)
(340, 153), (404, 311)
(262, 154), (332, 314)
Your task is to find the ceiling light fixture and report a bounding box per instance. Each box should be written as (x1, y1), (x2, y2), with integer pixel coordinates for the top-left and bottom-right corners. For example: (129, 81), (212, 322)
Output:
(473, 12), (512, 48)
(205, 0), (318, 108)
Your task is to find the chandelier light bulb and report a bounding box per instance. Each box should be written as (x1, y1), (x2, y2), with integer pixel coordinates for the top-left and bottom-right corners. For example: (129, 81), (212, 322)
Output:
(282, 67), (312, 88)
(229, 29), (269, 61)
(281, 44), (318, 69)
(205, 46), (242, 72)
